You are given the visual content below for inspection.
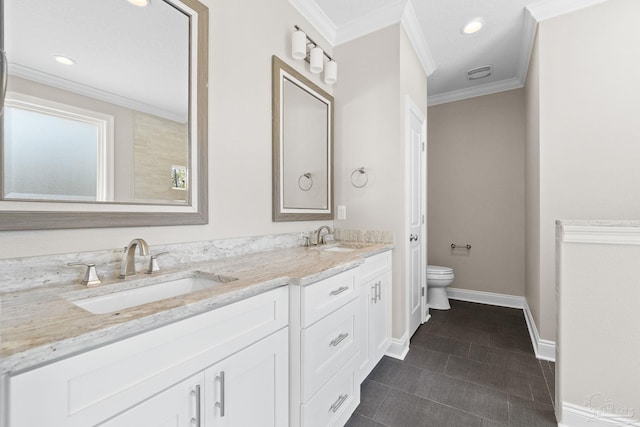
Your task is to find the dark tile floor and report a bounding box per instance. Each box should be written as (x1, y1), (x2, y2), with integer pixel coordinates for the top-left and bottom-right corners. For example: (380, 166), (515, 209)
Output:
(346, 300), (557, 427)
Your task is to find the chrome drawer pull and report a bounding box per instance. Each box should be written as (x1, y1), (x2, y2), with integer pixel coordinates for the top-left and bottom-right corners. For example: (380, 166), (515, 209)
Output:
(330, 286), (349, 296)
(215, 371), (226, 417)
(191, 384), (201, 426)
(330, 394), (349, 413)
(330, 332), (349, 347)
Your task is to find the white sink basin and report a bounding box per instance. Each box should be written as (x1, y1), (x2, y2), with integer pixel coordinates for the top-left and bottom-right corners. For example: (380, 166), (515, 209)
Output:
(71, 275), (236, 314)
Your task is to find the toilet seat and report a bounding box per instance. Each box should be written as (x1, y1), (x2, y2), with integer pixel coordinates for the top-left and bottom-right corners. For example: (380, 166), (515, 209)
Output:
(427, 265), (453, 275)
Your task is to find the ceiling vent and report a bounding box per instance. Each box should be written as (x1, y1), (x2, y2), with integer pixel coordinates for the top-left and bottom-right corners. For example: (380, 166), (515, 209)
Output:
(467, 65), (492, 80)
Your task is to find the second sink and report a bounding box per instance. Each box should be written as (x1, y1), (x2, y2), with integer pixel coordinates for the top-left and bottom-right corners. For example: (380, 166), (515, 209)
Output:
(71, 274), (237, 314)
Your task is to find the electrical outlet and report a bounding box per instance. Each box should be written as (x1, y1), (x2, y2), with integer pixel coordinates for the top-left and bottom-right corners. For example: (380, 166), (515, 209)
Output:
(337, 205), (346, 220)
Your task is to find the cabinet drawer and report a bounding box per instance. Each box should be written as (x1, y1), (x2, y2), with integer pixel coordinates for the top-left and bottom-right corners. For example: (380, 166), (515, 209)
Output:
(360, 250), (391, 282)
(302, 269), (357, 327)
(8, 287), (288, 427)
(301, 298), (358, 401)
(301, 360), (359, 427)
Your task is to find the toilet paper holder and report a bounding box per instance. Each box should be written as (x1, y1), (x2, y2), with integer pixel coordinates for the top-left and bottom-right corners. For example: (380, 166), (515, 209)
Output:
(451, 243), (472, 250)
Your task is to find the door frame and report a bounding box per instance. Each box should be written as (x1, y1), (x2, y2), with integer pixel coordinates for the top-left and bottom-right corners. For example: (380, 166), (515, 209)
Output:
(404, 96), (428, 338)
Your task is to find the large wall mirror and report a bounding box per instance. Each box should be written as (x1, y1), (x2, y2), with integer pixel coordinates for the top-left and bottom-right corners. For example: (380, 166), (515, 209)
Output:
(272, 56), (333, 221)
(0, 0), (208, 230)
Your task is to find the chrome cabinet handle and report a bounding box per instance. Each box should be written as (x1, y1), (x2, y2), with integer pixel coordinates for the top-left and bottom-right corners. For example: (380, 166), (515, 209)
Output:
(330, 394), (348, 413)
(330, 332), (349, 347)
(371, 284), (377, 303)
(215, 371), (226, 417)
(0, 50), (7, 115)
(191, 384), (201, 426)
(330, 286), (349, 296)
(409, 234), (418, 242)
(375, 281), (381, 302)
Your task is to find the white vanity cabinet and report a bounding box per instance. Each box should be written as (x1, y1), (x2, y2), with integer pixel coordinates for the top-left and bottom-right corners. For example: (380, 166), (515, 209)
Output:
(6, 287), (289, 427)
(290, 268), (361, 427)
(357, 250), (392, 383)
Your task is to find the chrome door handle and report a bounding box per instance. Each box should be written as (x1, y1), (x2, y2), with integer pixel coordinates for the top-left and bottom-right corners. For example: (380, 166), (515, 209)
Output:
(330, 286), (349, 296)
(409, 234), (418, 242)
(330, 394), (349, 413)
(215, 371), (226, 417)
(191, 384), (201, 426)
(330, 332), (349, 347)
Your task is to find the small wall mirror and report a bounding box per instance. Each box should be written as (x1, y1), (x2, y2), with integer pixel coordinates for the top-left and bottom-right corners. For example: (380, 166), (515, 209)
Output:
(0, 0), (208, 230)
(272, 56), (333, 221)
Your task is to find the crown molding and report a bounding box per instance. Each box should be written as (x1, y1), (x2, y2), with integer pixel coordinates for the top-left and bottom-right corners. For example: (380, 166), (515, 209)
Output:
(527, 0), (609, 22)
(427, 77), (523, 107)
(516, 8), (538, 86)
(9, 64), (187, 123)
(288, 0), (337, 45)
(400, 1), (436, 76)
(334, 0), (406, 46)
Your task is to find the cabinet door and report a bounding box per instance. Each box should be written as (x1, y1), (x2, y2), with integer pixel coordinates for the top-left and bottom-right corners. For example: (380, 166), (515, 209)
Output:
(205, 327), (288, 427)
(100, 374), (204, 427)
(369, 272), (391, 365)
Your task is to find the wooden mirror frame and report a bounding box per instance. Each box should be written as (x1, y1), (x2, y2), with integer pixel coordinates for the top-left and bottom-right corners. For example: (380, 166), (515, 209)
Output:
(272, 56), (334, 222)
(0, 0), (208, 230)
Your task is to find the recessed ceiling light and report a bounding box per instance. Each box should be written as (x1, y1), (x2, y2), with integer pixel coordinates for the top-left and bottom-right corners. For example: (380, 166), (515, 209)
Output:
(53, 55), (75, 65)
(462, 18), (484, 35)
(127, 0), (150, 6)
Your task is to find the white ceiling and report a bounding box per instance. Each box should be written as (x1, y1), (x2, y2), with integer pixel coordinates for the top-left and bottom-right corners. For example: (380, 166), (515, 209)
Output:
(290, 0), (609, 105)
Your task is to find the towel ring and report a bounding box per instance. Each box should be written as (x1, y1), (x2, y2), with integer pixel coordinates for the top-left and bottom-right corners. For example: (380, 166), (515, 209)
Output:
(350, 167), (368, 188)
(298, 173), (313, 191)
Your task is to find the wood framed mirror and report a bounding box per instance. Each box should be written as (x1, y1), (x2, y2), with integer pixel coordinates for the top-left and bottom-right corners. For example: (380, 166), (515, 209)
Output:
(0, 0), (208, 230)
(272, 56), (333, 222)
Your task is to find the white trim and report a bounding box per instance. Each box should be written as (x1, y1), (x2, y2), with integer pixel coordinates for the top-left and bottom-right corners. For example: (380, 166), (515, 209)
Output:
(523, 299), (556, 361)
(560, 225), (640, 246)
(334, 0), (406, 46)
(427, 77), (523, 107)
(446, 288), (557, 361)
(400, 1), (437, 77)
(288, 0), (338, 45)
(516, 9), (538, 86)
(447, 287), (525, 309)
(385, 332), (409, 360)
(527, 0), (610, 22)
(9, 64), (187, 123)
(560, 401), (640, 427)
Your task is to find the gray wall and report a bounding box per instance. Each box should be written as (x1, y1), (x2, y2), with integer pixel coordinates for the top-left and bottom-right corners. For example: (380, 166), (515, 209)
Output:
(428, 89), (525, 297)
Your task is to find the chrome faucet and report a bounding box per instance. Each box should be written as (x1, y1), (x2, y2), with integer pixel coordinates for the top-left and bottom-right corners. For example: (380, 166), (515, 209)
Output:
(314, 225), (333, 245)
(119, 238), (150, 278)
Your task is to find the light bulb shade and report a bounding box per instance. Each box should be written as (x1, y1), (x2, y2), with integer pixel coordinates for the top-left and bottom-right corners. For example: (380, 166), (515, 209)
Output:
(310, 47), (324, 73)
(324, 60), (337, 84)
(292, 30), (307, 60)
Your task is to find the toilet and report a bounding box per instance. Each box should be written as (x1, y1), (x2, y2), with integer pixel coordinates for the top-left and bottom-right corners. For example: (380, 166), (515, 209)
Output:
(427, 265), (455, 310)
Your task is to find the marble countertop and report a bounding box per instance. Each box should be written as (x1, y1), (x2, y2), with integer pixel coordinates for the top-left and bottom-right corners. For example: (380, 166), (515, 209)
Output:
(0, 242), (392, 375)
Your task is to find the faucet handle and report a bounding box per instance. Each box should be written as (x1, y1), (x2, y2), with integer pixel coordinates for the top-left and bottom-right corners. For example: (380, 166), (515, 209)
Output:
(146, 252), (169, 274)
(68, 262), (102, 287)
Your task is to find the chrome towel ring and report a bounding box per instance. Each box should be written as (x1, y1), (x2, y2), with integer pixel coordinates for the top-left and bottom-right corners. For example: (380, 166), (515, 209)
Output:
(350, 167), (368, 188)
(298, 173), (313, 191)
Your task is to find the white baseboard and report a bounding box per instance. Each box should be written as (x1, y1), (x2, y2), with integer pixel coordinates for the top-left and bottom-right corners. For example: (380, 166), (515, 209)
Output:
(523, 300), (556, 361)
(560, 401), (640, 427)
(385, 332), (409, 360)
(447, 287), (525, 308)
(446, 287), (556, 362)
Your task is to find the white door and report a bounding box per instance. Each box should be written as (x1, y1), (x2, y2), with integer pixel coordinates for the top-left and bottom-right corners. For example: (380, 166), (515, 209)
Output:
(100, 373), (204, 427)
(206, 327), (288, 427)
(407, 99), (426, 337)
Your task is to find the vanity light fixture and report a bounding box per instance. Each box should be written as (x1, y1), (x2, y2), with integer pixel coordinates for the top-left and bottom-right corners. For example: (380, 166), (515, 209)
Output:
(462, 18), (484, 35)
(53, 55), (75, 65)
(291, 25), (338, 84)
(127, 0), (150, 6)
